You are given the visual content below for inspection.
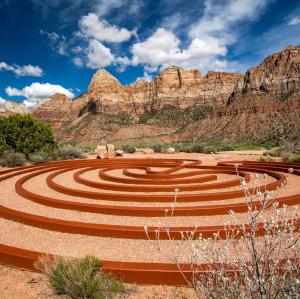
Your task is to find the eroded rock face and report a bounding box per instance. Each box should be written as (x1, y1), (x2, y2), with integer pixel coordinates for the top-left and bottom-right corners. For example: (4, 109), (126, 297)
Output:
(230, 45), (300, 102)
(0, 100), (29, 116)
(33, 65), (243, 122)
(30, 45), (300, 144)
(32, 93), (74, 121)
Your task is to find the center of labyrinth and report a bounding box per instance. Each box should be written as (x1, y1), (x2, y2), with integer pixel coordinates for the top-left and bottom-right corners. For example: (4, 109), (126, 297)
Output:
(0, 158), (299, 284)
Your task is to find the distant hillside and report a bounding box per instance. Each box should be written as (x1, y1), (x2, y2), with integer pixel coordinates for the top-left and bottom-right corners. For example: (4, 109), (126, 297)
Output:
(17, 45), (300, 145)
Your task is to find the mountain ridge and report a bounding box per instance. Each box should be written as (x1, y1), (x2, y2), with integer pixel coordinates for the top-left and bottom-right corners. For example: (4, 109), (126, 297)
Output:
(3, 45), (300, 145)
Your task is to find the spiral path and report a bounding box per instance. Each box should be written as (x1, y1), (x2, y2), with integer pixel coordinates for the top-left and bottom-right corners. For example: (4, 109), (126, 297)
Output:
(0, 158), (299, 285)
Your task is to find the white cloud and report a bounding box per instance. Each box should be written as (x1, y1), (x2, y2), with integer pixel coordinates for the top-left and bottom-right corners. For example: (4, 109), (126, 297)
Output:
(135, 71), (153, 83)
(94, 0), (123, 17)
(40, 30), (68, 56)
(94, 0), (142, 17)
(0, 97), (6, 106)
(72, 57), (83, 67)
(288, 16), (300, 26)
(0, 62), (43, 77)
(189, 0), (269, 44)
(86, 39), (114, 69)
(128, 0), (270, 73)
(131, 28), (227, 72)
(78, 13), (134, 43)
(5, 83), (74, 107)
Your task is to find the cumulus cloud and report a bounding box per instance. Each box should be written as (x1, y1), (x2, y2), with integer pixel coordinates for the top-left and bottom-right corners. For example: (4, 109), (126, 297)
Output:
(5, 82), (74, 107)
(86, 39), (114, 69)
(131, 28), (227, 72)
(288, 16), (300, 26)
(0, 62), (43, 77)
(126, 0), (270, 73)
(78, 13), (134, 43)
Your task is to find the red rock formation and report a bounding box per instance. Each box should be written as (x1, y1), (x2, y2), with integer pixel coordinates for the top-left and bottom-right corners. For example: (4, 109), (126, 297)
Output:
(0, 100), (29, 116)
(30, 45), (300, 144)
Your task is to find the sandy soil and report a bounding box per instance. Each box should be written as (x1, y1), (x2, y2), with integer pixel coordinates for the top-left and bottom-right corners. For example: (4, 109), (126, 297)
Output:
(0, 265), (197, 299)
(0, 150), (298, 298)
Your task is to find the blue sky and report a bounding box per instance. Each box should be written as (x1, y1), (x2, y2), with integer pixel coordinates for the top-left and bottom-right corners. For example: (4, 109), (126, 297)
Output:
(0, 0), (299, 108)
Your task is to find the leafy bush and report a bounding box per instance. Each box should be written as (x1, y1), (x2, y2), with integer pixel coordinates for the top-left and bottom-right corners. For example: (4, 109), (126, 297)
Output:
(121, 144), (136, 153)
(191, 144), (205, 153)
(0, 151), (26, 167)
(203, 146), (217, 153)
(59, 144), (85, 160)
(28, 150), (52, 164)
(37, 255), (126, 299)
(0, 114), (57, 157)
(152, 143), (168, 153)
(218, 144), (234, 151)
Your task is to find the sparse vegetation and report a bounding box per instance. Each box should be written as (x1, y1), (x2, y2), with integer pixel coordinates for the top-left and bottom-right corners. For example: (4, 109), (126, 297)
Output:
(152, 143), (168, 153)
(36, 255), (126, 299)
(28, 150), (53, 164)
(121, 144), (136, 153)
(0, 151), (26, 167)
(59, 144), (85, 160)
(263, 140), (300, 163)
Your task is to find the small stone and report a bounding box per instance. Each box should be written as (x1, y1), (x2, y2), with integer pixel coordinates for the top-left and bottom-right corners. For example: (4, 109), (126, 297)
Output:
(166, 147), (175, 154)
(142, 148), (154, 154)
(116, 150), (124, 157)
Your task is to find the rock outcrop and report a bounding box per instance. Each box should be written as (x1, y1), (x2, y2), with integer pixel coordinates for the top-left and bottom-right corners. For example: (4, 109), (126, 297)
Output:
(32, 94), (74, 122)
(0, 100), (29, 116)
(30, 45), (300, 144)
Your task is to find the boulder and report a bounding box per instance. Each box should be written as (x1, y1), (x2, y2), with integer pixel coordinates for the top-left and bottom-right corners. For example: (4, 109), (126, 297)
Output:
(96, 145), (107, 159)
(106, 144), (116, 159)
(166, 147), (176, 154)
(142, 148), (154, 154)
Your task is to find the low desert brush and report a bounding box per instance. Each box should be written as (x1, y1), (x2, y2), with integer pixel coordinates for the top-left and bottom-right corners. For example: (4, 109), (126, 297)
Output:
(36, 255), (126, 299)
(59, 144), (85, 160)
(0, 151), (26, 167)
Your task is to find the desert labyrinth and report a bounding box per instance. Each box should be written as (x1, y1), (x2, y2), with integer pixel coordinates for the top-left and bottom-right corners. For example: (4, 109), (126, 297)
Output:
(0, 157), (299, 285)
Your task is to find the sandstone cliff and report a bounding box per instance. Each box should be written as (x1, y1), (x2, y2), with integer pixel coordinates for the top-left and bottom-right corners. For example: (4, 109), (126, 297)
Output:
(31, 45), (300, 144)
(0, 100), (29, 116)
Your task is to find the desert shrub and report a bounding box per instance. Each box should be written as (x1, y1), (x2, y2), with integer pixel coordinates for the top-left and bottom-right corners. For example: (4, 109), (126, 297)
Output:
(0, 151), (26, 167)
(218, 144), (234, 151)
(0, 114), (57, 157)
(121, 144), (136, 153)
(202, 146), (217, 153)
(37, 255), (126, 299)
(59, 144), (85, 160)
(151, 171), (300, 299)
(28, 150), (52, 164)
(259, 155), (274, 162)
(281, 152), (300, 163)
(191, 144), (205, 153)
(152, 143), (168, 153)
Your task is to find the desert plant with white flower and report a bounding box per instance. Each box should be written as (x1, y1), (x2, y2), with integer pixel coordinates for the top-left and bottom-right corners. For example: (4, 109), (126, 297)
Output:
(147, 169), (300, 298)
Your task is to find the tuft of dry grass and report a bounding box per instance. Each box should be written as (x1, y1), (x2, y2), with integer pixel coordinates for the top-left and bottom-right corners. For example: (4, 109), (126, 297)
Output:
(35, 255), (126, 299)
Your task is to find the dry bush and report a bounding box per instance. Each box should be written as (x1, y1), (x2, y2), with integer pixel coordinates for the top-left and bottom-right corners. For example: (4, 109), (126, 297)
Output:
(0, 151), (26, 167)
(149, 169), (300, 299)
(59, 144), (85, 160)
(36, 255), (126, 299)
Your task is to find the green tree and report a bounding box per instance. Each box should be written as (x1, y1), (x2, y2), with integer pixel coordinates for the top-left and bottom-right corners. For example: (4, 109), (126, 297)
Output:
(0, 114), (57, 157)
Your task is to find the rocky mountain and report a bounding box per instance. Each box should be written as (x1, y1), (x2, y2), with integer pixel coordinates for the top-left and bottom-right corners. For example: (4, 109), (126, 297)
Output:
(0, 100), (29, 116)
(30, 45), (300, 145)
